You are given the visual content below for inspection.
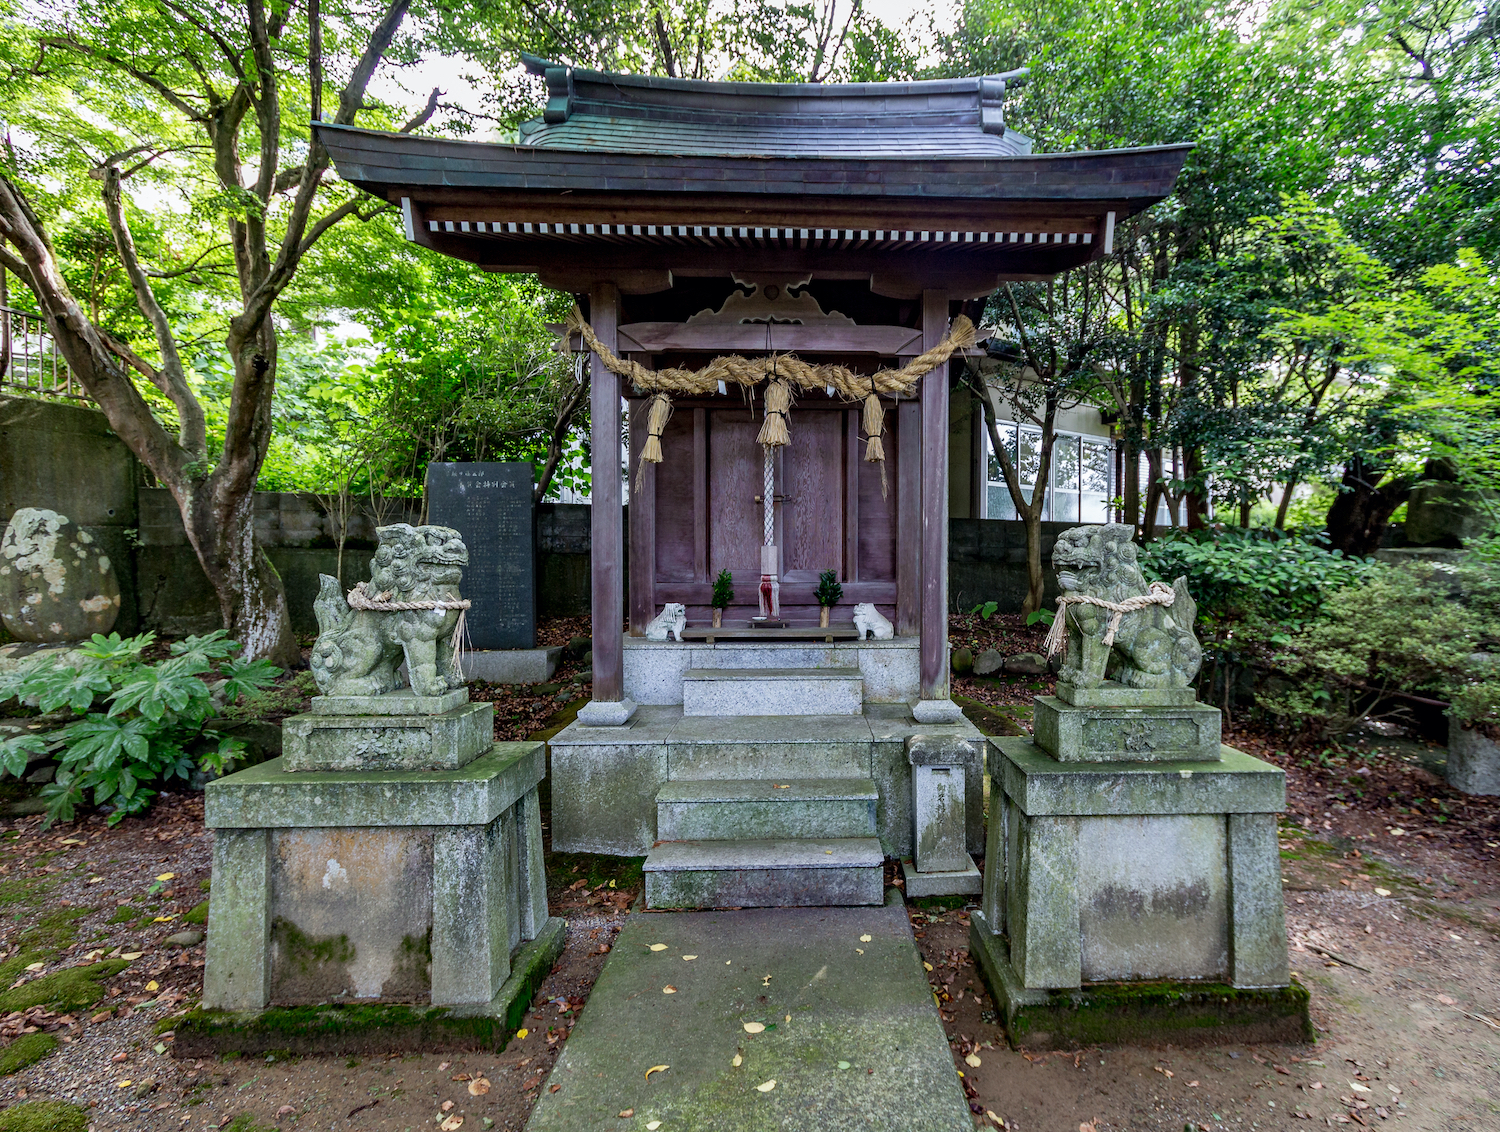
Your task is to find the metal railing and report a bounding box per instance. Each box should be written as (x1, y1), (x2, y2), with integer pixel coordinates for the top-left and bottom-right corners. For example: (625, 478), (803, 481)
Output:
(0, 301), (83, 402)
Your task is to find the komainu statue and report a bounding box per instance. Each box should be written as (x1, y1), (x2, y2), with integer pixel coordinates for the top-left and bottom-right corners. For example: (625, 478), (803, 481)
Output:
(1045, 523), (1201, 689)
(310, 524), (471, 697)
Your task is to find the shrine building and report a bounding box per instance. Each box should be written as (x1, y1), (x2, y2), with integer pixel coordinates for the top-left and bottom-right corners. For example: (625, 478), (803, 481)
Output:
(317, 58), (1188, 906)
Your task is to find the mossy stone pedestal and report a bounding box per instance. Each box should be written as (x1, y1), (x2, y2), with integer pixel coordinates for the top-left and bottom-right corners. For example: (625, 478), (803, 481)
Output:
(192, 689), (563, 1055)
(970, 680), (1309, 1048)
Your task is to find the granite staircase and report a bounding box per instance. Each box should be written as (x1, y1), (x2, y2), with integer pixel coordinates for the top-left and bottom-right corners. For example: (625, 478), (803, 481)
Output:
(642, 666), (885, 909)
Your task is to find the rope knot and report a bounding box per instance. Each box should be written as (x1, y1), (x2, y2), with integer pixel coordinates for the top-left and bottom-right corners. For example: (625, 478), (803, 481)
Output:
(1043, 581), (1176, 657)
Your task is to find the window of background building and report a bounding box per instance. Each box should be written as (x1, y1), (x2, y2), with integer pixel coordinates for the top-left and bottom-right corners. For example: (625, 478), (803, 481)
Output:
(986, 423), (1114, 523)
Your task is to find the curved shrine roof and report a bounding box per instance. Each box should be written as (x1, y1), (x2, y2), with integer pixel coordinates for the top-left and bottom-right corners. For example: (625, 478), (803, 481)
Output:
(514, 55), (1035, 158)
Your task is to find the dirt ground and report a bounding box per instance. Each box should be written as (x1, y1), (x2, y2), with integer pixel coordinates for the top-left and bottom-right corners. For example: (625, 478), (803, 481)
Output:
(0, 619), (1496, 1130)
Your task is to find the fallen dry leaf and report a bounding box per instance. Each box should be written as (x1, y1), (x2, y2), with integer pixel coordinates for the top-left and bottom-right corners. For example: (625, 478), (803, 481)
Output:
(1436, 995), (1457, 1006)
(965, 1053), (982, 1068)
(1187, 1080), (1200, 1087)
(1351, 1082), (1371, 1093)
(144, 981), (159, 992)
(860, 934), (872, 943)
(662, 985), (677, 994)
(923, 962), (934, 972)
(468, 1077), (490, 1096)
(646, 1065), (669, 1080)
(647, 1124), (662, 1131)
(121, 952), (143, 961)
(1155, 1067), (1174, 1078)
(23, 963), (42, 973)
(743, 1022), (765, 1034)
(617, 1109), (634, 1118)
(732, 1054), (743, 1067)
(441, 1100), (455, 1112)
(276, 1106), (295, 1117)
(441, 1117), (463, 1131)
(516, 1028), (528, 1039)
(682, 954), (697, 961)
(755, 1080), (776, 1092)
(1375, 887), (1392, 897)
(649, 944), (668, 952)
(155, 872), (174, 881)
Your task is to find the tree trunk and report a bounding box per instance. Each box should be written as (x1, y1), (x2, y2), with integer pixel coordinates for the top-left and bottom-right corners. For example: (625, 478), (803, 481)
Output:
(1325, 455), (1411, 558)
(1184, 445), (1209, 530)
(1142, 449), (1165, 540)
(1274, 478), (1297, 530)
(1022, 505), (1045, 615)
(1122, 440), (1140, 528)
(182, 480), (300, 666)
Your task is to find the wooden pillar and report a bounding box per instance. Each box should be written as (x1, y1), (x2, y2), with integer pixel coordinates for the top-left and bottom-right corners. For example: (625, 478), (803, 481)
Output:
(895, 389), (921, 636)
(581, 282), (633, 723)
(915, 289), (959, 720)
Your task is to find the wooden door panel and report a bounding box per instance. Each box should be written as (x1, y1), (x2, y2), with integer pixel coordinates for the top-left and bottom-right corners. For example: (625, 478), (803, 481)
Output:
(707, 412), (764, 584)
(783, 412), (844, 582)
(653, 410), (698, 582)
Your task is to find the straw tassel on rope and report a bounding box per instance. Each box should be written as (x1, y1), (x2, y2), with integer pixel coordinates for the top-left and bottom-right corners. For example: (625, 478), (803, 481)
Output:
(757, 374), (793, 448)
(635, 392), (673, 494)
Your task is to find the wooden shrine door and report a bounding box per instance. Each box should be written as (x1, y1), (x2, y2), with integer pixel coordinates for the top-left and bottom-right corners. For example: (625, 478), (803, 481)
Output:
(630, 399), (901, 630)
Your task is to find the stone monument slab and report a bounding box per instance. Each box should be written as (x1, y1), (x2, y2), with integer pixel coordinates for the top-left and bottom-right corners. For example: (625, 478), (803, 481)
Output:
(0, 508), (121, 641)
(426, 463), (535, 650)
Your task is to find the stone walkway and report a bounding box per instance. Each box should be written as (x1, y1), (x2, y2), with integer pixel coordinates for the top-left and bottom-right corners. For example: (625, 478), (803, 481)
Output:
(524, 895), (973, 1131)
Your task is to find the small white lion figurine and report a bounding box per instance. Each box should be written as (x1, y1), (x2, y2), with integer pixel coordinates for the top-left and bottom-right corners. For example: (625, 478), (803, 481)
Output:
(645, 602), (688, 641)
(852, 602), (894, 641)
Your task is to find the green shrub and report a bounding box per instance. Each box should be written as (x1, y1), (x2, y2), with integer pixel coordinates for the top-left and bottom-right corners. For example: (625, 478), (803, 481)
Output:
(0, 631), (279, 828)
(0, 1101), (87, 1132)
(1139, 528), (1374, 634)
(1261, 554), (1500, 737)
(0, 1033), (57, 1076)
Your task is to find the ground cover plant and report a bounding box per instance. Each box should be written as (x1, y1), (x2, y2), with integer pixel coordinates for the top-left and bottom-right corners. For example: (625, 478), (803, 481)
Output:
(0, 633), (279, 828)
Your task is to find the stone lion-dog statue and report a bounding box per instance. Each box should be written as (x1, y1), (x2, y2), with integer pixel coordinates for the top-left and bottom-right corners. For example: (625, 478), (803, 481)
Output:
(1047, 524), (1202, 689)
(310, 524), (470, 698)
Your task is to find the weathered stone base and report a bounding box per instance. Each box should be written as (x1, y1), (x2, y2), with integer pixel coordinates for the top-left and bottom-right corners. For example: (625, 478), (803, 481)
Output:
(900, 856), (982, 897)
(174, 917), (565, 1058)
(1033, 695), (1222, 762)
(463, 647), (562, 684)
(969, 912), (1311, 1050)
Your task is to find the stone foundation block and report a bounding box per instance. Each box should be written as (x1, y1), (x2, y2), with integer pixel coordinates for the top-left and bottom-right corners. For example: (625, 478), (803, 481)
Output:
(282, 701), (494, 771)
(900, 856), (981, 897)
(969, 912), (1311, 1050)
(203, 742), (552, 1011)
(1033, 696), (1222, 762)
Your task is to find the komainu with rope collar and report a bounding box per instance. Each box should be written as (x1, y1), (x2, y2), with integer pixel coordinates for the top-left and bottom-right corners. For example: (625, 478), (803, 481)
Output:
(1043, 524), (1202, 689)
(310, 524), (472, 697)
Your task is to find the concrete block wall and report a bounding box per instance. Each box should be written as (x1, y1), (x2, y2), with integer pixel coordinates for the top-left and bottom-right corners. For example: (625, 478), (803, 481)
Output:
(0, 395), (142, 633)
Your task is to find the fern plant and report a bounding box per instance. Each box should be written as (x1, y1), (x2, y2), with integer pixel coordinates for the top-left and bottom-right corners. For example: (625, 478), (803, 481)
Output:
(0, 631), (280, 827)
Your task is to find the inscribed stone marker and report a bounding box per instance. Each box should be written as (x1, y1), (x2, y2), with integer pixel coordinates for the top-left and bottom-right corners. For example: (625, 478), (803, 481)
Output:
(426, 463), (535, 650)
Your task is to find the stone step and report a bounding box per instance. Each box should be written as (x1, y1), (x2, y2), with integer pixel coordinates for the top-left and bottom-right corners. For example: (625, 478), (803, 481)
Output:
(681, 666), (863, 717)
(644, 837), (884, 909)
(656, 777), (878, 841)
(664, 713), (875, 780)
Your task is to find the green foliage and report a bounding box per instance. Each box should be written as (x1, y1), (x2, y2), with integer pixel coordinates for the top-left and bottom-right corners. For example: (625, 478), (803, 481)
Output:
(1139, 529), (1374, 634)
(711, 569), (735, 610)
(813, 569), (843, 607)
(0, 632), (279, 827)
(1260, 551), (1500, 736)
(1025, 608), (1055, 628)
(970, 601), (1000, 621)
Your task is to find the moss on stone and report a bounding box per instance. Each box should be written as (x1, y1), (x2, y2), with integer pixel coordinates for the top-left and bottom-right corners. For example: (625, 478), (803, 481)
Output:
(218, 1115), (280, 1132)
(1004, 978), (1314, 1050)
(107, 906), (139, 924)
(15, 909), (90, 953)
(0, 954), (46, 989)
(184, 901), (209, 925)
(0, 1033), (57, 1076)
(0, 877), (54, 909)
(0, 959), (129, 1014)
(0, 1100), (88, 1132)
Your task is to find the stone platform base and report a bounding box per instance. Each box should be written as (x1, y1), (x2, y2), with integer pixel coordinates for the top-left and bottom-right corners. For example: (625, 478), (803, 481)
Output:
(969, 912), (1311, 1050)
(173, 917), (565, 1058)
(462, 647), (562, 684)
(900, 856), (982, 898)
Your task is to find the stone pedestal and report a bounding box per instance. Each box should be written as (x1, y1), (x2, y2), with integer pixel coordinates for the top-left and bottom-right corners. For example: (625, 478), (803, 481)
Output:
(199, 686), (562, 1048)
(970, 680), (1307, 1048)
(900, 735), (981, 897)
(1448, 718), (1500, 795)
